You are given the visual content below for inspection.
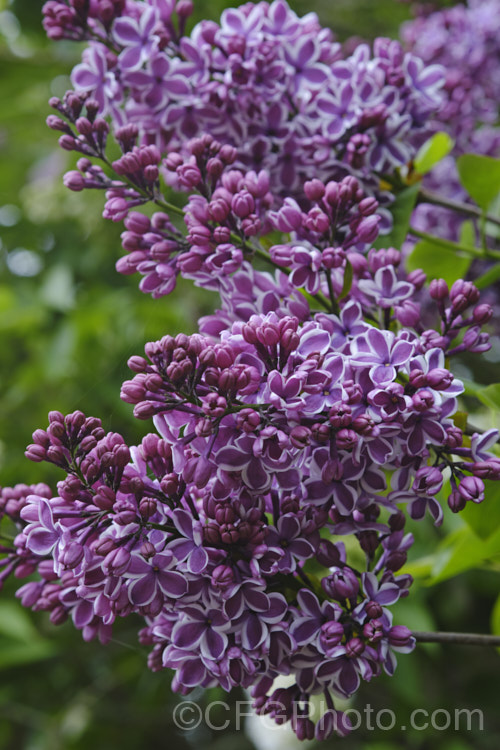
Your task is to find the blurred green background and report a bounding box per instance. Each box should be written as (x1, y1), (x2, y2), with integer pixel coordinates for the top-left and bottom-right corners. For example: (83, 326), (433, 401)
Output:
(0, 1), (499, 748)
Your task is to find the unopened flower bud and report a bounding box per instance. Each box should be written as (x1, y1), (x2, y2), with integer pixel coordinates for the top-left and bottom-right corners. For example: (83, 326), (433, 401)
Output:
(429, 278), (449, 300)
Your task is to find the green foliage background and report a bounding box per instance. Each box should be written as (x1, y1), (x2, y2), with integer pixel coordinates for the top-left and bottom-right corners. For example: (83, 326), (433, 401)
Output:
(0, 1), (498, 748)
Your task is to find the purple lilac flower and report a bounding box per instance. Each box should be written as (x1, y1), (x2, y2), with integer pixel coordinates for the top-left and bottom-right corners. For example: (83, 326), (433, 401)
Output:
(50, 0), (444, 204)
(351, 328), (415, 386)
(402, 1), (500, 150)
(402, 1), (500, 245)
(358, 266), (414, 309)
(71, 46), (122, 114)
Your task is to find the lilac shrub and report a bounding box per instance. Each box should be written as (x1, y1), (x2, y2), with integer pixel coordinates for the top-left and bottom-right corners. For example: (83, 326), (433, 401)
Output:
(1, 0), (499, 742)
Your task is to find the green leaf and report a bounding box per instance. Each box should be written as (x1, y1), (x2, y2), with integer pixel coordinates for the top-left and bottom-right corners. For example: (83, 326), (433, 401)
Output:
(460, 480), (500, 540)
(452, 411), (468, 432)
(373, 183), (420, 250)
(475, 383), (500, 411)
(0, 601), (40, 641)
(414, 132), (454, 175)
(457, 154), (500, 212)
(400, 554), (436, 579)
(428, 524), (500, 584)
(459, 219), (476, 247)
(440, 742), (475, 750)
(39, 264), (75, 312)
(0, 641), (55, 670)
(391, 593), (437, 634)
(406, 239), (471, 286)
(458, 378), (481, 398)
(0, 602), (55, 669)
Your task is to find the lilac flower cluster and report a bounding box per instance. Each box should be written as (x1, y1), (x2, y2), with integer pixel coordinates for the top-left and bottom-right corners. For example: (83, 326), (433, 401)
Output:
(41, 0), (448, 329)
(268, 175), (381, 295)
(1, 423), (415, 740)
(43, 0), (444, 199)
(63, 132), (392, 303)
(401, 0), (500, 241)
(2, 268), (498, 738)
(115, 133), (274, 296)
(402, 0), (500, 149)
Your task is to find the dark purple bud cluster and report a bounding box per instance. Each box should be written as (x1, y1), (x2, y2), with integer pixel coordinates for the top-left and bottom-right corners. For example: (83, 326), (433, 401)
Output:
(112, 144), (162, 187)
(108, 135), (275, 297)
(165, 133), (238, 195)
(43, 0), (187, 42)
(174, 141), (274, 281)
(59, 128), (163, 220)
(42, 0), (88, 41)
(268, 175), (380, 295)
(48, 92), (109, 158)
(427, 278), (492, 357)
(116, 211), (186, 297)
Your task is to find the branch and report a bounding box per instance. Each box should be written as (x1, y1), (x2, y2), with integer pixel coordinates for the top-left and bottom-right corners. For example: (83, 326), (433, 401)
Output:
(409, 226), (500, 261)
(418, 188), (500, 228)
(413, 630), (500, 646)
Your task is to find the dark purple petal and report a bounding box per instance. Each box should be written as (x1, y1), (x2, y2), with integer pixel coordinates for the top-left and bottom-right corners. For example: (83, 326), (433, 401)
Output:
(173, 621), (205, 649)
(201, 628), (227, 660)
(128, 574), (157, 606)
(113, 18), (141, 45)
(178, 657), (206, 687)
(158, 570), (188, 597)
(27, 528), (58, 556)
(242, 614), (266, 650)
(188, 546), (209, 574)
